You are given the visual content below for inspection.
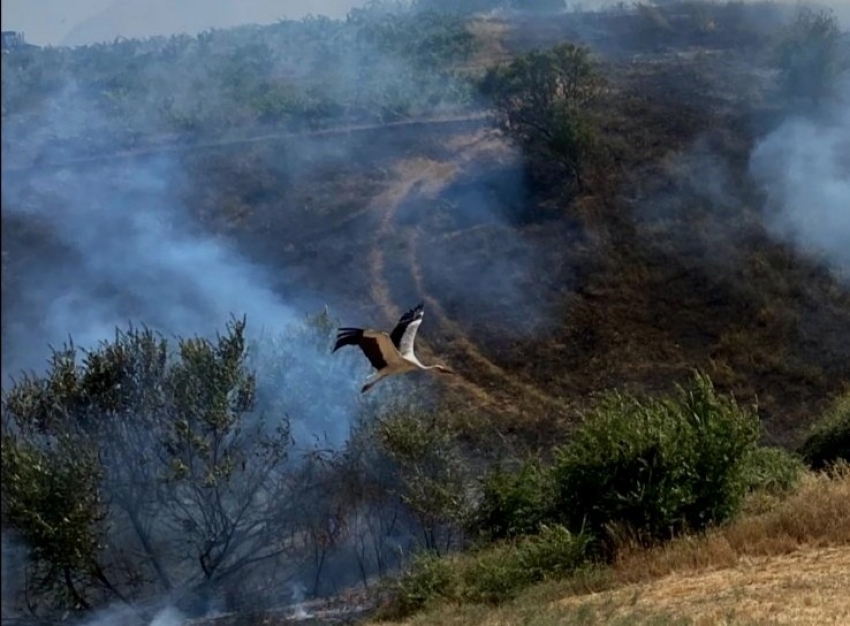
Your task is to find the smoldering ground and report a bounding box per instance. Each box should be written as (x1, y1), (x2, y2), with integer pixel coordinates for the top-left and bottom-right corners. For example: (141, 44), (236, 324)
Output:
(749, 86), (850, 282)
(0, 5), (539, 406)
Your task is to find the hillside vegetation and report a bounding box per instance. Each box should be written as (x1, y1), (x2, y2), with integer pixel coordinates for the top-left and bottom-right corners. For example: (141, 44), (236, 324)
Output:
(371, 464), (850, 626)
(2, 1), (849, 624)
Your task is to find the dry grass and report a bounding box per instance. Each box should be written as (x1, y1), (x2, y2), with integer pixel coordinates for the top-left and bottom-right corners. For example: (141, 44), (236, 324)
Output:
(611, 463), (850, 585)
(371, 466), (850, 626)
(559, 547), (850, 626)
(456, 18), (512, 74)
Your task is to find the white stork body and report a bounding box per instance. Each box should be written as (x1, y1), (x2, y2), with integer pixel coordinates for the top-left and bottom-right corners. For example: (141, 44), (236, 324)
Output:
(333, 302), (455, 392)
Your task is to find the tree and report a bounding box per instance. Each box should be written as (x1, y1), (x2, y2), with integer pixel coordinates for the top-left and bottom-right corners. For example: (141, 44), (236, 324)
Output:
(1, 320), (294, 615)
(1, 430), (107, 610)
(775, 8), (844, 107)
(481, 43), (604, 191)
(375, 406), (470, 554)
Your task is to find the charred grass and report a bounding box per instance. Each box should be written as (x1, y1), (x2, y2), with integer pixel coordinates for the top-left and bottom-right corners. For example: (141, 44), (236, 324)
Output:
(3, 8), (850, 449)
(5, 61), (849, 453)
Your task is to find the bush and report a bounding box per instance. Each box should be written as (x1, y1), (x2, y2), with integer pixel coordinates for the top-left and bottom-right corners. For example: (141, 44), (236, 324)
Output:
(512, 525), (591, 582)
(480, 42), (603, 191)
(381, 551), (454, 618)
(550, 373), (761, 549)
(1, 320), (294, 613)
(381, 525), (590, 618)
(740, 445), (805, 497)
(0, 433), (104, 610)
(376, 407), (471, 553)
(471, 459), (554, 542)
(462, 525), (589, 604)
(800, 392), (850, 469)
(774, 7), (844, 107)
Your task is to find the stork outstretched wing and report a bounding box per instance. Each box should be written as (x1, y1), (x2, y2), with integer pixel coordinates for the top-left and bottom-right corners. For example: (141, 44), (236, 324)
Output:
(390, 302), (424, 358)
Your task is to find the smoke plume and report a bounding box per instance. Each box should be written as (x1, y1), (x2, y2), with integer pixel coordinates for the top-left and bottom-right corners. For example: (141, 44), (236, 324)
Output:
(749, 87), (850, 280)
(0, 3), (552, 618)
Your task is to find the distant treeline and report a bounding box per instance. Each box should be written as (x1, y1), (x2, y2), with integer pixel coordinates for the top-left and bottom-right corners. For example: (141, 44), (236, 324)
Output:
(1, 4), (480, 156)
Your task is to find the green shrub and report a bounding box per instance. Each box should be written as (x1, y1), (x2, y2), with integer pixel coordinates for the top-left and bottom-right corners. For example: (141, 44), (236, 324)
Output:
(550, 373), (761, 548)
(0, 433), (104, 610)
(514, 525), (592, 581)
(471, 460), (554, 542)
(739, 445), (805, 497)
(0, 319), (293, 612)
(382, 551), (454, 618)
(383, 525), (590, 617)
(460, 525), (590, 603)
(461, 544), (531, 604)
(376, 407), (470, 553)
(800, 392), (850, 469)
(480, 42), (603, 191)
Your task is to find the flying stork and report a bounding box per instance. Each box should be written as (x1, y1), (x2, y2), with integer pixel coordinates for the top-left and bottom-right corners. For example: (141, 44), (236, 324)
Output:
(333, 302), (455, 393)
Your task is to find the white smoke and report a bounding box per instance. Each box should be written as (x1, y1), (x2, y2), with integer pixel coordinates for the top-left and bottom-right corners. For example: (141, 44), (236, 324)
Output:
(79, 605), (185, 626)
(749, 89), (850, 280)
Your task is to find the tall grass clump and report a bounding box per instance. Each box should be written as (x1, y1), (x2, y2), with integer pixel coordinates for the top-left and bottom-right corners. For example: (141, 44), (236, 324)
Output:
(550, 373), (762, 549)
(800, 391), (850, 469)
(379, 525), (591, 619)
(739, 445), (805, 497)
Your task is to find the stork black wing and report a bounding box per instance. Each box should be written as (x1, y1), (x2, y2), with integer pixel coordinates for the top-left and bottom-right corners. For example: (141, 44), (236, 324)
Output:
(333, 327), (389, 370)
(390, 302), (424, 349)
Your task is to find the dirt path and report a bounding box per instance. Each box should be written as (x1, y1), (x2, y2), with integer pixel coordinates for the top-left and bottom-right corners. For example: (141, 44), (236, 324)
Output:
(558, 545), (850, 625)
(363, 130), (567, 416)
(364, 155), (502, 407)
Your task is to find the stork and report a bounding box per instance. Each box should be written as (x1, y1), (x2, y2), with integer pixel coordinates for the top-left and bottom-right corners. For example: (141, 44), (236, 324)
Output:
(333, 302), (455, 393)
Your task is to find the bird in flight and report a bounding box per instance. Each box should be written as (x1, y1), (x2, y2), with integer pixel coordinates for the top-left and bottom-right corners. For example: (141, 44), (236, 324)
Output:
(333, 302), (455, 393)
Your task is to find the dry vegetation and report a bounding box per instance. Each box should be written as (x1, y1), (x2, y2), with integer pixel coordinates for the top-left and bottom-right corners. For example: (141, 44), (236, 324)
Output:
(149, 8), (850, 450)
(370, 465), (850, 626)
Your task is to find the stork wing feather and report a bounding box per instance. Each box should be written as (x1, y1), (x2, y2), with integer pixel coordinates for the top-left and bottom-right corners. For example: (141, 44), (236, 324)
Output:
(334, 327), (404, 371)
(397, 320), (422, 358)
(390, 302), (424, 357)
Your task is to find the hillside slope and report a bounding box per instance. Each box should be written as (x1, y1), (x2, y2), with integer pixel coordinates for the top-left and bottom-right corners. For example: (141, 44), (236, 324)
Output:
(3, 44), (850, 449)
(178, 50), (850, 446)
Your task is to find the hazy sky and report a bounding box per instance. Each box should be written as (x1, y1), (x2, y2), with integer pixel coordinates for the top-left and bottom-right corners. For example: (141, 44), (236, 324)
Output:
(5, 1), (609, 46)
(1, 0), (365, 46)
(2, 1), (848, 48)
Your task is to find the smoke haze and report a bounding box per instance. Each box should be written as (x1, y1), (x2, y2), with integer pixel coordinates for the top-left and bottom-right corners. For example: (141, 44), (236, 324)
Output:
(4, 1), (850, 622)
(0, 3), (529, 447)
(750, 87), (850, 280)
(1, 0), (368, 46)
(2, 156), (300, 370)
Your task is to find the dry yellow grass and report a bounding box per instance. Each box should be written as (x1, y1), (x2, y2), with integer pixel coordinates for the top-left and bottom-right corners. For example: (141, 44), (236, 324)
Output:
(371, 466), (850, 626)
(456, 18), (512, 74)
(558, 547), (850, 626)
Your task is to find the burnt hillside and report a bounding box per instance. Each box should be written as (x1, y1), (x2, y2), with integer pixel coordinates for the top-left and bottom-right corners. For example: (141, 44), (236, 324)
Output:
(2, 4), (849, 450)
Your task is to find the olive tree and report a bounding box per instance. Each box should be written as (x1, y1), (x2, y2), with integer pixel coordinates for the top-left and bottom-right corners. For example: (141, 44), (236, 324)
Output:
(1, 319), (294, 614)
